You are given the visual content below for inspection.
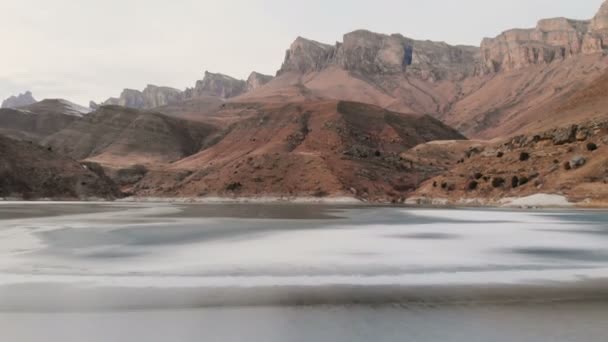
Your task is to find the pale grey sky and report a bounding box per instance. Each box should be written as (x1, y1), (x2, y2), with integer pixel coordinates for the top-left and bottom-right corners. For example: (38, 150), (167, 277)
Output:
(0, 0), (603, 105)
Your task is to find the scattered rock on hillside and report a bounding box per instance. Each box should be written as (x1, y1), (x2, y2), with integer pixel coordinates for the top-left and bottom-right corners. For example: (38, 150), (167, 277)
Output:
(552, 125), (578, 145)
(587, 142), (598, 151)
(569, 156), (587, 169)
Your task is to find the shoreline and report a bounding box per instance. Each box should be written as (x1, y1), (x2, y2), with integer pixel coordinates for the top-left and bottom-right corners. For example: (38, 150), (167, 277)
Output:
(1, 193), (607, 209)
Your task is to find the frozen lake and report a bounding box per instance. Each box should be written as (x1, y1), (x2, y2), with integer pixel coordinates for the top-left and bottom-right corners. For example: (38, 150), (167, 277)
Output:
(1, 202), (608, 341)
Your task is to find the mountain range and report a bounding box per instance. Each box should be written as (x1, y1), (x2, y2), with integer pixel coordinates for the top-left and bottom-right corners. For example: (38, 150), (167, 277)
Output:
(1, 1), (607, 205)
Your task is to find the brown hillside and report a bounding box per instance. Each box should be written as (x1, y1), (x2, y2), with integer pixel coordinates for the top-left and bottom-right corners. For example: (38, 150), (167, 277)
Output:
(134, 100), (465, 201)
(413, 120), (608, 206)
(0, 135), (121, 200)
(43, 106), (220, 168)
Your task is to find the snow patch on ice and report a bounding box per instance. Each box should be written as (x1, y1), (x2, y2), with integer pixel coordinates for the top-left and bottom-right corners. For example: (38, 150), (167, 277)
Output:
(501, 194), (573, 208)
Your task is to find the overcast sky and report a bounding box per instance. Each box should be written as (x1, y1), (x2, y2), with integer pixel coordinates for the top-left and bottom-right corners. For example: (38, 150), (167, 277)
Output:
(0, 0), (604, 105)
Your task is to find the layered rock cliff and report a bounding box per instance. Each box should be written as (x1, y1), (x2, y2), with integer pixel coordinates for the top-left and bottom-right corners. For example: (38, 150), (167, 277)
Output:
(102, 85), (184, 109)
(188, 71), (247, 99)
(480, 1), (608, 73)
(102, 71), (255, 110)
(246, 72), (274, 91)
(1, 91), (37, 109)
(278, 30), (480, 81)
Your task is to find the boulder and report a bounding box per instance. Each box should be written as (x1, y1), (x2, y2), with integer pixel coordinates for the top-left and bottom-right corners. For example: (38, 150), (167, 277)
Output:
(492, 177), (505, 188)
(569, 156), (587, 169)
(552, 125), (578, 145)
(587, 142), (598, 151)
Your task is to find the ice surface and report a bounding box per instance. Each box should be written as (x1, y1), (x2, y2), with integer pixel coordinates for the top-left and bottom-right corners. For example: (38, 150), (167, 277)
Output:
(1, 204), (607, 292)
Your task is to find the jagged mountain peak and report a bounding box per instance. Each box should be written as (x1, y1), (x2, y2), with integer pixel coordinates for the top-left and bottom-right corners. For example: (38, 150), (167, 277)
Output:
(1, 91), (37, 109)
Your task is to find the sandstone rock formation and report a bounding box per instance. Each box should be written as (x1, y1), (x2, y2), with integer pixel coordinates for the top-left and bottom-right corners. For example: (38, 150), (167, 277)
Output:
(102, 85), (184, 110)
(279, 31), (479, 81)
(189, 71), (247, 99)
(246, 72), (274, 91)
(591, 0), (608, 36)
(1, 91), (37, 109)
(480, 1), (608, 74)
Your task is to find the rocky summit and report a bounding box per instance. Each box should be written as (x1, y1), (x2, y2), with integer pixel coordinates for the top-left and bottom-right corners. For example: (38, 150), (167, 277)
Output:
(189, 71), (247, 99)
(102, 85), (184, 110)
(279, 31), (479, 81)
(1, 91), (37, 109)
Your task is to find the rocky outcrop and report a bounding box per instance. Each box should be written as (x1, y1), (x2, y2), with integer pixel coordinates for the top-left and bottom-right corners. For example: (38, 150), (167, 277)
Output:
(101, 72), (252, 112)
(1, 91), (37, 109)
(278, 30), (479, 81)
(102, 85), (183, 110)
(189, 71), (247, 99)
(142, 85), (184, 108)
(246, 72), (274, 91)
(414, 118), (608, 205)
(279, 37), (336, 74)
(480, 1), (608, 73)
(591, 0), (608, 33)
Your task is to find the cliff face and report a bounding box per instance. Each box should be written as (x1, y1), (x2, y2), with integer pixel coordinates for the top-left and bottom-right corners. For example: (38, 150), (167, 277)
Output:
(246, 72), (274, 92)
(190, 71), (247, 99)
(1, 91), (37, 109)
(102, 72), (254, 110)
(102, 85), (184, 109)
(480, 2), (608, 74)
(279, 31), (479, 81)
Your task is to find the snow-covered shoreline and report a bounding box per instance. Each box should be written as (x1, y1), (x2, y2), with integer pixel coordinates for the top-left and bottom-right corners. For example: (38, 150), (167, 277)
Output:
(1, 193), (606, 209)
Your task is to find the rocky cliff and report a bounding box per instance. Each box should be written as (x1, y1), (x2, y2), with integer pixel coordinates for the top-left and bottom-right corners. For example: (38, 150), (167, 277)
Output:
(102, 85), (184, 109)
(480, 1), (608, 73)
(1, 91), (37, 109)
(278, 30), (480, 81)
(246, 72), (274, 92)
(189, 71), (247, 99)
(102, 72), (254, 110)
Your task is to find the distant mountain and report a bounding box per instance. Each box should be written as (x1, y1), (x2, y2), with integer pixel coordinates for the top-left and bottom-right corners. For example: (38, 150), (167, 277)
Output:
(43, 105), (219, 168)
(100, 71), (273, 112)
(2, 0), (608, 204)
(22, 99), (92, 117)
(240, 1), (608, 139)
(0, 99), (87, 142)
(1, 91), (37, 109)
(101, 85), (184, 110)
